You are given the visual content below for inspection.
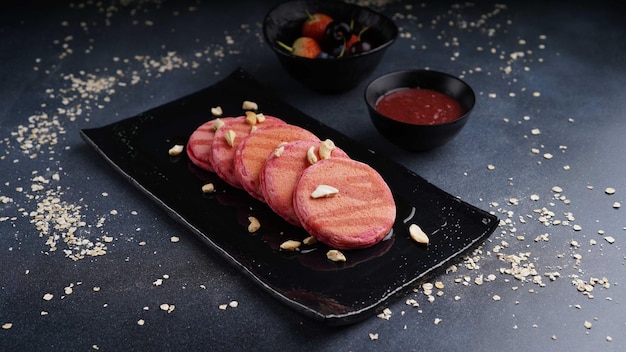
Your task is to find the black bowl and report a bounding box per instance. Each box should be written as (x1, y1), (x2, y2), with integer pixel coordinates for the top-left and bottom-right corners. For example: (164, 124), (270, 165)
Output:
(263, 0), (398, 93)
(364, 70), (476, 151)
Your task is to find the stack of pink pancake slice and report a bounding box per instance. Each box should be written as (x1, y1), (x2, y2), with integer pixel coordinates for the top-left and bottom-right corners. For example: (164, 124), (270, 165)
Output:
(186, 112), (396, 250)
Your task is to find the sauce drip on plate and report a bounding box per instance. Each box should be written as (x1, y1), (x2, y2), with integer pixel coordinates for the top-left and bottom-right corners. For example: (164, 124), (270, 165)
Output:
(376, 88), (463, 125)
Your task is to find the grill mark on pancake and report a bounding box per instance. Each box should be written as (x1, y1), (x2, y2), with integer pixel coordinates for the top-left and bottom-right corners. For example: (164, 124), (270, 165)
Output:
(236, 124), (318, 200)
(187, 120), (225, 172)
(261, 140), (348, 226)
(294, 158), (395, 249)
(305, 198), (394, 228)
(212, 116), (284, 188)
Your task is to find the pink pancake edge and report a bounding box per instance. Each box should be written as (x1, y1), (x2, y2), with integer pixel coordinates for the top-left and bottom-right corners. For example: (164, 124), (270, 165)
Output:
(292, 158), (396, 249)
(211, 115), (285, 188)
(260, 140), (350, 227)
(234, 124), (319, 202)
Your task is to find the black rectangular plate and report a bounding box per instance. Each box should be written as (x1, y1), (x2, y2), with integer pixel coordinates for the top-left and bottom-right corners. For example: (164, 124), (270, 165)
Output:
(80, 68), (498, 325)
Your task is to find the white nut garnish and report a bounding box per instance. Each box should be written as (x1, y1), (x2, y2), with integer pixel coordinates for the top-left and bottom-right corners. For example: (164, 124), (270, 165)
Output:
(273, 145), (285, 157)
(303, 236), (317, 245)
(225, 129), (236, 147)
(211, 106), (223, 117)
(327, 249), (346, 262)
(306, 146), (318, 164)
(319, 139), (335, 159)
(256, 113), (266, 123)
(311, 185), (338, 199)
(280, 240), (301, 251)
(242, 100), (258, 111)
(409, 224), (429, 245)
(168, 144), (184, 156)
(245, 111), (258, 125)
(201, 183), (214, 193)
(213, 118), (225, 130)
(247, 216), (260, 233)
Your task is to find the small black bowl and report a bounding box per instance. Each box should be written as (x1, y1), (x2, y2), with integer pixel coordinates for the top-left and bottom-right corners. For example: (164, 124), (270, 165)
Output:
(263, 0), (398, 93)
(364, 70), (476, 151)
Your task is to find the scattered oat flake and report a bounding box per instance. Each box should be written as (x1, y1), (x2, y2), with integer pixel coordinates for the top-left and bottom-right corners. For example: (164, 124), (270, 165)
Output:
(584, 320), (592, 329)
(137, 319), (145, 326)
(218, 304), (228, 310)
(604, 236), (615, 244)
(487, 164), (495, 170)
(170, 236), (180, 243)
(2, 323), (12, 330)
(229, 300), (238, 308)
(492, 295), (501, 301)
(377, 307), (392, 320)
(43, 293), (53, 301)
(434, 318), (443, 325)
(552, 186), (563, 193)
(369, 333), (379, 340)
(160, 303), (175, 313)
(605, 187), (616, 195)
(612, 202), (621, 209)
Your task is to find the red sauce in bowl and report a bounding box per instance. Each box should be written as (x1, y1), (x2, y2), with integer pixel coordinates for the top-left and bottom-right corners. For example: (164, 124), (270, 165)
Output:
(375, 88), (463, 125)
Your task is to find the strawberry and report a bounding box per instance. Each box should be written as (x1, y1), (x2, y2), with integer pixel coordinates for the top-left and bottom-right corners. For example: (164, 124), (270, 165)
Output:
(301, 9), (333, 43)
(277, 37), (322, 59)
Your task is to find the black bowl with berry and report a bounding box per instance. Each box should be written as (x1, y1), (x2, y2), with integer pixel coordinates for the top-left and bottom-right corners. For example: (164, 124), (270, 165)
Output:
(364, 70), (476, 151)
(263, 0), (398, 93)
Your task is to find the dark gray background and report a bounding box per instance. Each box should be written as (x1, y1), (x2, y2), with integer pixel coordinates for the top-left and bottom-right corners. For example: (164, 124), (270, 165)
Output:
(1, 0), (624, 351)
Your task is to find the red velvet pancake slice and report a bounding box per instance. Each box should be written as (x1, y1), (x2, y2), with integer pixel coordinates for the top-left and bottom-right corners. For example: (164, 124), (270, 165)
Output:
(260, 140), (349, 226)
(234, 124), (319, 201)
(293, 158), (396, 249)
(186, 117), (234, 172)
(211, 115), (284, 188)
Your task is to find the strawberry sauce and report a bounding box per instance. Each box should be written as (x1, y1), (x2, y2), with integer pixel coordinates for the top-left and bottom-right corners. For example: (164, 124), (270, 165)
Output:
(375, 88), (463, 125)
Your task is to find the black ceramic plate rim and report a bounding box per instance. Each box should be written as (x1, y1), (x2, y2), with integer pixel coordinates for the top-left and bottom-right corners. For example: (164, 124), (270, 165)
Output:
(80, 67), (498, 326)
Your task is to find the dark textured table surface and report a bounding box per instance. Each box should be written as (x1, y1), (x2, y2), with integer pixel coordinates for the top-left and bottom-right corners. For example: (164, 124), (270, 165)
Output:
(1, 0), (625, 351)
